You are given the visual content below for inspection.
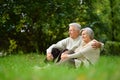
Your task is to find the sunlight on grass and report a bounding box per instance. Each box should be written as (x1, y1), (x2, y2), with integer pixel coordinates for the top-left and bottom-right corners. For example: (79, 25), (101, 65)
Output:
(0, 54), (120, 80)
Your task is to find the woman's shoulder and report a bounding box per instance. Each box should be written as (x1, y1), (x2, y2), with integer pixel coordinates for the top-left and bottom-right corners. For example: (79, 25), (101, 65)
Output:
(81, 39), (95, 47)
(88, 39), (97, 44)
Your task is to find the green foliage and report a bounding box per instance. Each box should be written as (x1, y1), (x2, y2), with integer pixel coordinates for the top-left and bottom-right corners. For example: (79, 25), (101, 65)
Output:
(85, 0), (111, 41)
(103, 41), (120, 56)
(111, 0), (120, 41)
(0, 0), (120, 55)
(8, 39), (17, 54)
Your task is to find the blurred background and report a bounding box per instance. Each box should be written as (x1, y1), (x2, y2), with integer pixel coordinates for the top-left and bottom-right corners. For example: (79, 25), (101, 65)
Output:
(0, 0), (120, 55)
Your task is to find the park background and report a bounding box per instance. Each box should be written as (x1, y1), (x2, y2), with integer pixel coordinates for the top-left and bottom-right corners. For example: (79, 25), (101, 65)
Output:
(0, 0), (120, 80)
(0, 0), (120, 55)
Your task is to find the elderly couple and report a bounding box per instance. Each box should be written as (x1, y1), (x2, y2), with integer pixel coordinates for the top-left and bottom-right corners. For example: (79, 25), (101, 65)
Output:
(45, 23), (104, 68)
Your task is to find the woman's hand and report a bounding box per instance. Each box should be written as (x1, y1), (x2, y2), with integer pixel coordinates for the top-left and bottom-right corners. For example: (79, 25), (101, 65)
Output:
(61, 53), (68, 60)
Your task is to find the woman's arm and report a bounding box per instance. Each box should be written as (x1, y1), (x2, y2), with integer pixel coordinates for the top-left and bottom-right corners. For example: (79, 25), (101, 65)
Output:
(67, 45), (92, 58)
(61, 42), (93, 59)
(68, 41), (100, 59)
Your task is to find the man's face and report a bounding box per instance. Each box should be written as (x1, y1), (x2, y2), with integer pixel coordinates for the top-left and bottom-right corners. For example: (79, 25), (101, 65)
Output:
(69, 26), (80, 39)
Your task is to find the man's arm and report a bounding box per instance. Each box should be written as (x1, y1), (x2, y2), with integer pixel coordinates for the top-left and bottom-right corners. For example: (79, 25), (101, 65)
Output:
(46, 38), (68, 53)
(92, 39), (104, 50)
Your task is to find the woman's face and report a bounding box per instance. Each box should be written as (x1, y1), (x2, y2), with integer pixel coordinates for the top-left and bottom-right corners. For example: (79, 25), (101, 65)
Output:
(81, 30), (91, 43)
(69, 26), (80, 39)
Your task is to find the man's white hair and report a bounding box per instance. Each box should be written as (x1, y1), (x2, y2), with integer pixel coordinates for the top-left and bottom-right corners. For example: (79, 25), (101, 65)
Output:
(69, 23), (81, 30)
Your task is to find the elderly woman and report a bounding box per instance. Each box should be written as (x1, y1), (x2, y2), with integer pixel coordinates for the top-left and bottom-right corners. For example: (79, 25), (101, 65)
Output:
(59, 27), (101, 68)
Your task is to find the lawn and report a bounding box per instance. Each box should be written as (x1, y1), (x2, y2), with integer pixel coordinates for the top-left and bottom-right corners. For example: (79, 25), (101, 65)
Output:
(0, 53), (120, 80)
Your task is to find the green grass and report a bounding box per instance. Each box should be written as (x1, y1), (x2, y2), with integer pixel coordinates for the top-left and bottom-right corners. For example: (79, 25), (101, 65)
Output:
(0, 53), (120, 80)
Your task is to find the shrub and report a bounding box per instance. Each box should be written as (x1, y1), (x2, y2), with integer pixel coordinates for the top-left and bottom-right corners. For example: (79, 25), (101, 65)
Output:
(102, 41), (120, 56)
(8, 39), (17, 54)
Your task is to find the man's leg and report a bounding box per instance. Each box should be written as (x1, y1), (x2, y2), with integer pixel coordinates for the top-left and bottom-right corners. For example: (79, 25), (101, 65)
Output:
(55, 49), (68, 62)
(44, 48), (61, 63)
(51, 48), (61, 61)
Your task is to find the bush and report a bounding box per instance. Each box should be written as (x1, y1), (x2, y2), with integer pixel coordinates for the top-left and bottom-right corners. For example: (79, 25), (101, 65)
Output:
(8, 39), (17, 54)
(102, 41), (120, 56)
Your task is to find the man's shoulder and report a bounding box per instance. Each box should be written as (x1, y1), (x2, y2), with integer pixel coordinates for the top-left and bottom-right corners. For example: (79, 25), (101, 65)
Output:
(61, 36), (82, 42)
(57, 37), (70, 43)
(62, 37), (71, 40)
(60, 37), (74, 43)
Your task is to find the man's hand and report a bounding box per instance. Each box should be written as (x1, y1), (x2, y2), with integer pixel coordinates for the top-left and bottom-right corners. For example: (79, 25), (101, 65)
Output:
(46, 53), (53, 61)
(92, 40), (101, 48)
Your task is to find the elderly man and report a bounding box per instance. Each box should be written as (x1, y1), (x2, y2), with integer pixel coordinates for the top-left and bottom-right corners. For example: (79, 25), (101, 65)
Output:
(45, 23), (103, 63)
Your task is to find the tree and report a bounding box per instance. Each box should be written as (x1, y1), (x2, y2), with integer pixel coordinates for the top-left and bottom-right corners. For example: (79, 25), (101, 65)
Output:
(0, 0), (120, 55)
